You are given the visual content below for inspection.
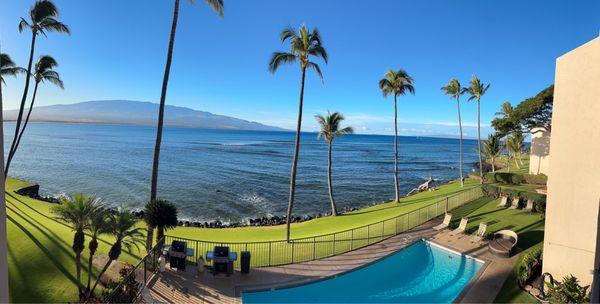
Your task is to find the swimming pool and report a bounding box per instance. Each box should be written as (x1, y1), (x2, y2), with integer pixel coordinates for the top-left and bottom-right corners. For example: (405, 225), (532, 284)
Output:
(242, 240), (483, 303)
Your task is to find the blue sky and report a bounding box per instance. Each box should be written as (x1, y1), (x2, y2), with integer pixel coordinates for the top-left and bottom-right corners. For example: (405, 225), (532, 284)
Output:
(1, 0), (599, 136)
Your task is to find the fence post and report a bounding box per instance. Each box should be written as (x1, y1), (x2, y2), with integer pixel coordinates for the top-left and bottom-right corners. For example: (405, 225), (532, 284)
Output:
(445, 197), (449, 213)
(313, 237), (316, 260)
(351, 230), (354, 250)
(333, 234), (336, 255)
(269, 242), (272, 266)
(367, 225), (370, 244)
(291, 241), (295, 264)
(382, 221), (385, 239)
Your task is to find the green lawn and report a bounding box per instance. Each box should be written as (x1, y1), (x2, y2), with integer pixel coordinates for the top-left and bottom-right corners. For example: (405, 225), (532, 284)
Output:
(5, 178), (142, 303)
(496, 154), (530, 174)
(447, 195), (544, 303)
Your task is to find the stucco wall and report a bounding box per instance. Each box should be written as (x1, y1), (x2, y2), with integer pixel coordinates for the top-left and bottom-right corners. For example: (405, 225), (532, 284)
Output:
(529, 128), (551, 175)
(542, 37), (600, 286)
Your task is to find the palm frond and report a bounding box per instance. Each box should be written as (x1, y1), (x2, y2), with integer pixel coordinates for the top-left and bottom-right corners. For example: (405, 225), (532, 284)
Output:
(18, 18), (30, 33)
(268, 52), (296, 73)
(203, 0), (224, 17)
(379, 69), (415, 98)
(306, 61), (323, 82)
(308, 44), (328, 64)
(31, 0), (60, 23)
(38, 17), (70, 34)
(280, 26), (297, 43)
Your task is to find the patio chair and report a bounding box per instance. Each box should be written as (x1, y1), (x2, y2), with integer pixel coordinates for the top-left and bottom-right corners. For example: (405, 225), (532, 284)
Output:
(449, 218), (468, 236)
(525, 199), (534, 211)
(497, 195), (508, 207)
(509, 197), (520, 209)
(470, 222), (487, 243)
(433, 213), (452, 231)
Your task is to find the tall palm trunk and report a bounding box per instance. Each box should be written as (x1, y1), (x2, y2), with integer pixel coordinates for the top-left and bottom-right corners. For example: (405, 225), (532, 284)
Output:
(6, 33), (37, 178)
(145, 225), (154, 252)
(327, 140), (337, 215)
(10, 81), (39, 162)
(0, 48), (10, 303)
(285, 65), (307, 242)
(150, 0), (179, 207)
(89, 245), (119, 297)
(393, 95), (400, 202)
(73, 230), (84, 299)
(456, 97), (464, 187)
(85, 237), (98, 296)
(477, 99), (483, 184)
(157, 226), (166, 247)
(491, 157), (496, 172)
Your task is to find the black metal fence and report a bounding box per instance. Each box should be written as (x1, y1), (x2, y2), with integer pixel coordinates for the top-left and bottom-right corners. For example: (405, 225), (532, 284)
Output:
(102, 238), (164, 303)
(165, 186), (483, 269)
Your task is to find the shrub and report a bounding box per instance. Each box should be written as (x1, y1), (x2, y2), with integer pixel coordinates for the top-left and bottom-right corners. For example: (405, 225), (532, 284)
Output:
(516, 246), (543, 286)
(523, 173), (548, 185)
(546, 275), (590, 303)
(482, 184), (500, 197)
(485, 172), (523, 185)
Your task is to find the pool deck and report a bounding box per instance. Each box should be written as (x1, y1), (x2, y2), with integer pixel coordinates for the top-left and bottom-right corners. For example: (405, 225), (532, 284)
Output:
(144, 218), (519, 303)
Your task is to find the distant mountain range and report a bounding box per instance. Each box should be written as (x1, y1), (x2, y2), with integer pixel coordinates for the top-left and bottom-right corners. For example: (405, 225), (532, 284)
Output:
(3, 100), (285, 131)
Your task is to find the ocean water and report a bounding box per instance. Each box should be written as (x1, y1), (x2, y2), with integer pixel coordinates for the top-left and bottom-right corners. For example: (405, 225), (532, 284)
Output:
(4, 122), (479, 222)
(242, 240), (483, 303)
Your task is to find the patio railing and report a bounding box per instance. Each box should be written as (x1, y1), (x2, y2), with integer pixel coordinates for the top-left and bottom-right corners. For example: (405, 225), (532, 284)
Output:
(102, 237), (164, 303)
(165, 186), (483, 269)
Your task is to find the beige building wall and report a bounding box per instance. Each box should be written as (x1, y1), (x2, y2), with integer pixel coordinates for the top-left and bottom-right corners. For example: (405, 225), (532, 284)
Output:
(542, 37), (600, 286)
(529, 128), (551, 175)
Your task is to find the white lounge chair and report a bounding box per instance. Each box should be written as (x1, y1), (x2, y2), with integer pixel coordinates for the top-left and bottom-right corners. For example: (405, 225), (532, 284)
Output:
(450, 218), (468, 236)
(470, 222), (487, 243)
(525, 199), (534, 211)
(509, 197), (520, 209)
(497, 196), (508, 207)
(433, 213), (452, 231)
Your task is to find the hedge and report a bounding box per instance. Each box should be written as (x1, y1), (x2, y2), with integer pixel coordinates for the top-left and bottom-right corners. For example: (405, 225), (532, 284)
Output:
(481, 184), (546, 214)
(484, 172), (547, 186)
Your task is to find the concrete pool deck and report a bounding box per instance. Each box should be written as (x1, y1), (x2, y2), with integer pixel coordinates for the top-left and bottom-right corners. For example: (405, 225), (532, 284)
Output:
(144, 218), (519, 303)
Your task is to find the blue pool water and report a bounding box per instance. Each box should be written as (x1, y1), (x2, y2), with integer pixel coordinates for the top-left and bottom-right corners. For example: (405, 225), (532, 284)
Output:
(243, 240), (483, 303)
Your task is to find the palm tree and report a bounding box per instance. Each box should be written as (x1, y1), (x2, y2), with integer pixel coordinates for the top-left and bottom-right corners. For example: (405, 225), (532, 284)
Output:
(507, 131), (524, 169)
(143, 199), (178, 250)
(84, 207), (108, 297)
(0, 51), (24, 304)
(90, 210), (144, 297)
(7, 55), (63, 168)
(441, 79), (465, 187)
(464, 75), (490, 184)
(52, 193), (103, 299)
(378, 69), (415, 202)
(268, 25), (328, 241)
(315, 112), (353, 216)
(149, 0), (224, 230)
(7, 0), (69, 178)
(482, 133), (503, 172)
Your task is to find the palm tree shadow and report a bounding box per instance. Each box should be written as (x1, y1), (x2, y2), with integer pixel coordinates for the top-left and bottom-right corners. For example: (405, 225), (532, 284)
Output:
(7, 215), (78, 284)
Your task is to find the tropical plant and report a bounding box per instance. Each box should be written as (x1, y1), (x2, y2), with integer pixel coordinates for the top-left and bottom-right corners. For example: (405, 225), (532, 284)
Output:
(84, 206), (109, 297)
(482, 133), (503, 172)
(0, 53), (25, 84)
(143, 199), (178, 250)
(268, 25), (328, 241)
(507, 131), (524, 169)
(464, 75), (490, 184)
(441, 79), (465, 187)
(149, 0), (224, 238)
(90, 210), (144, 297)
(7, 0), (69, 178)
(8, 55), (63, 167)
(315, 112), (353, 216)
(52, 193), (103, 299)
(545, 275), (590, 303)
(492, 86), (553, 135)
(378, 69), (415, 201)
